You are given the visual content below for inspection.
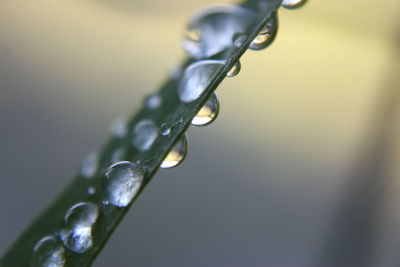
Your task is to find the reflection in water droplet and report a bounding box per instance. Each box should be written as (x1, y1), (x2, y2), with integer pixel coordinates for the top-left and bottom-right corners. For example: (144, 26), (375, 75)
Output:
(281, 0), (307, 9)
(183, 5), (256, 58)
(110, 117), (127, 138)
(59, 202), (99, 254)
(80, 152), (98, 179)
(249, 13), (278, 51)
(161, 134), (188, 169)
(179, 60), (225, 103)
(192, 93), (219, 127)
(145, 94), (162, 110)
(132, 119), (158, 151)
(226, 61), (241, 77)
(160, 123), (171, 136)
(88, 187), (96, 195)
(102, 161), (144, 207)
(32, 236), (66, 267)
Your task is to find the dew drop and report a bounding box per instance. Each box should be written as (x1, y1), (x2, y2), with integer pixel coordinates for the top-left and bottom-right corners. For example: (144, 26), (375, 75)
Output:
(179, 60), (225, 103)
(192, 93), (219, 127)
(161, 134), (188, 169)
(88, 187), (95, 195)
(132, 119), (158, 151)
(111, 147), (125, 164)
(80, 152), (98, 179)
(145, 94), (162, 110)
(281, 0), (307, 9)
(183, 5), (256, 59)
(59, 202), (99, 254)
(160, 123), (171, 136)
(31, 236), (66, 267)
(249, 13), (278, 51)
(102, 161), (144, 207)
(233, 33), (247, 47)
(226, 61), (241, 77)
(110, 117), (127, 138)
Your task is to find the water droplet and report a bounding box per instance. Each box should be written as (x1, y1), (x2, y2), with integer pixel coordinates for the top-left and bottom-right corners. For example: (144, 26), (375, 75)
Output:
(102, 161), (144, 207)
(179, 60), (225, 103)
(226, 61), (241, 77)
(183, 5), (256, 59)
(145, 94), (162, 110)
(59, 202), (99, 254)
(132, 119), (158, 151)
(281, 0), (307, 9)
(192, 93), (219, 127)
(249, 13), (278, 51)
(110, 117), (127, 138)
(31, 236), (66, 267)
(233, 33), (247, 47)
(111, 147), (125, 163)
(161, 134), (188, 169)
(88, 187), (95, 195)
(160, 123), (171, 136)
(80, 152), (98, 179)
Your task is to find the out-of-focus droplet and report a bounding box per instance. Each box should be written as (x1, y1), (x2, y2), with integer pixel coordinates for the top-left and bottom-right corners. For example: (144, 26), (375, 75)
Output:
(80, 152), (98, 179)
(281, 0), (307, 9)
(161, 134), (188, 169)
(183, 5), (256, 59)
(179, 60), (225, 103)
(145, 94), (162, 110)
(110, 117), (127, 138)
(31, 236), (66, 267)
(102, 161), (144, 207)
(88, 187), (95, 195)
(192, 93), (219, 126)
(160, 123), (171, 136)
(249, 13), (278, 51)
(226, 61), (241, 77)
(59, 202), (99, 254)
(132, 119), (158, 151)
(111, 147), (125, 164)
(233, 33), (247, 47)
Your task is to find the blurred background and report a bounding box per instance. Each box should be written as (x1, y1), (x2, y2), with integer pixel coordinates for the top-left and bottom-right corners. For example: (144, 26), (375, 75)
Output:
(1, 0), (400, 266)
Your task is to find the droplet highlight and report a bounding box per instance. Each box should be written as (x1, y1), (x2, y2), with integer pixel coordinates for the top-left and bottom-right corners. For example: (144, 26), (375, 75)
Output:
(145, 94), (162, 110)
(132, 119), (158, 151)
(31, 236), (66, 267)
(281, 0), (307, 9)
(226, 61), (241, 77)
(80, 152), (98, 179)
(102, 161), (144, 207)
(179, 60), (225, 103)
(249, 13), (278, 51)
(192, 93), (219, 127)
(161, 134), (188, 169)
(59, 202), (99, 254)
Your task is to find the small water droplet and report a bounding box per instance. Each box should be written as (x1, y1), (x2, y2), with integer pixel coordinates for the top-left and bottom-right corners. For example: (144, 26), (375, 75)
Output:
(102, 161), (144, 207)
(233, 33), (247, 47)
(192, 93), (219, 127)
(59, 202), (99, 254)
(111, 147), (125, 164)
(145, 94), (162, 110)
(226, 61), (241, 77)
(183, 5), (256, 59)
(80, 152), (98, 179)
(249, 13), (278, 51)
(110, 117), (127, 138)
(31, 236), (66, 267)
(161, 134), (188, 169)
(88, 187), (96, 195)
(281, 0), (307, 9)
(102, 200), (109, 205)
(179, 60), (225, 103)
(160, 123), (171, 136)
(132, 119), (158, 151)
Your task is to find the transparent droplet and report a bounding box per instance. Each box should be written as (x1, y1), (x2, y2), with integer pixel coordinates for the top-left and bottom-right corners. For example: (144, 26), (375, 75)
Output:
(192, 93), (219, 127)
(88, 187), (96, 195)
(145, 94), (162, 110)
(59, 202), (99, 254)
(281, 0), (307, 9)
(161, 134), (188, 169)
(111, 147), (125, 164)
(31, 236), (66, 267)
(249, 13), (278, 51)
(183, 5), (256, 59)
(102, 161), (144, 207)
(132, 119), (158, 151)
(226, 61), (241, 77)
(160, 123), (171, 136)
(80, 152), (98, 179)
(233, 33), (247, 47)
(110, 117), (127, 138)
(179, 60), (225, 103)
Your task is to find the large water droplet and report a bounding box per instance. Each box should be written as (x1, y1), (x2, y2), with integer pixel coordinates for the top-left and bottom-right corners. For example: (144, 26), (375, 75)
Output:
(145, 93), (162, 110)
(281, 0), (307, 9)
(179, 60), (225, 103)
(249, 13), (278, 51)
(102, 161), (144, 207)
(226, 61), (241, 77)
(132, 119), (158, 151)
(110, 117), (127, 138)
(80, 152), (98, 179)
(183, 5), (256, 59)
(31, 236), (66, 267)
(59, 202), (99, 254)
(192, 93), (219, 127)
(161, 134), (188, 169)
